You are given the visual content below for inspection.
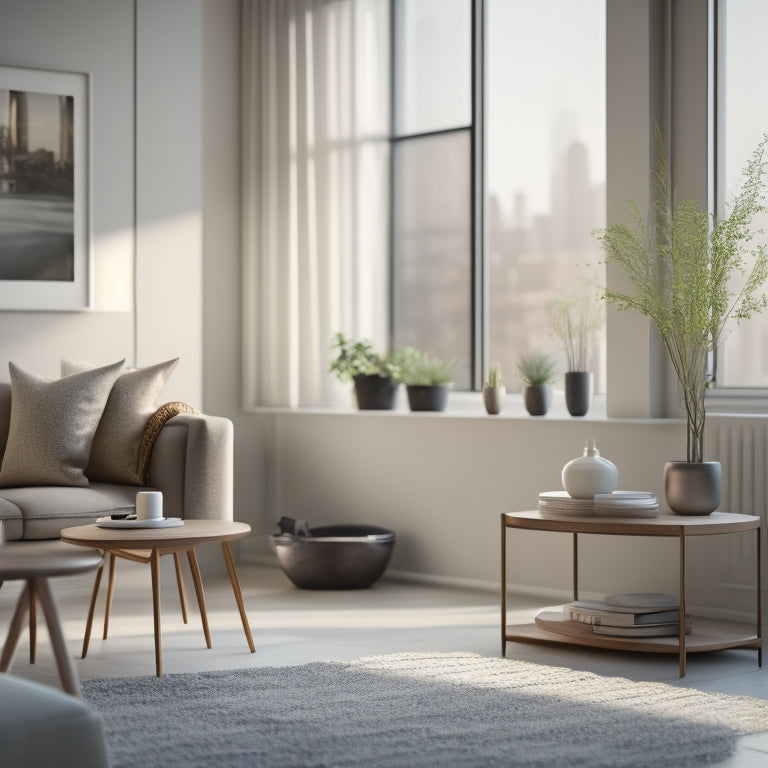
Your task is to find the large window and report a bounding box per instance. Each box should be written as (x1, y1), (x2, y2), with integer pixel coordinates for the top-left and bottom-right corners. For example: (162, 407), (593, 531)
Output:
(715, 0), (768, 388)
(391, 0), (607, 392)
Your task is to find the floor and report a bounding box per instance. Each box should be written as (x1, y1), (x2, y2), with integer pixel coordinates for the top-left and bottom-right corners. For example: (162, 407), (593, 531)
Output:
(1, 553), (768, 767)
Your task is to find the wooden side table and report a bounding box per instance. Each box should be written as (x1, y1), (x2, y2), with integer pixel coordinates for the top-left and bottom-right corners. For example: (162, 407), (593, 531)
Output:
(61, 520), (254, 678)
(0, 541), (103, 696)
(501, 510), (762, 677)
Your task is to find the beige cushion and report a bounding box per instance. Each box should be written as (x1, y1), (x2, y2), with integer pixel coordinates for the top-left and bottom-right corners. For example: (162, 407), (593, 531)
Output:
(0, 360), (124, 488)
(61, 357), (178, 485)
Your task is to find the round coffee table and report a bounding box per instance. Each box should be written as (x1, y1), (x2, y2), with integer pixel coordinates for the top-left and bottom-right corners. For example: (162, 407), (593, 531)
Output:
(0, 541), (103, 696)
(60, 520), (254, 677)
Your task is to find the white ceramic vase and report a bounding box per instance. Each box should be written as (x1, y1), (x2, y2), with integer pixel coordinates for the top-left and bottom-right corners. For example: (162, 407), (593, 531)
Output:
(561, 438), (619, 499)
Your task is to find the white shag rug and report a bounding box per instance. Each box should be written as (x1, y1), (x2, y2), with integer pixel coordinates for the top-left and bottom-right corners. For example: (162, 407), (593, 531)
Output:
(82, 652), (768, 768)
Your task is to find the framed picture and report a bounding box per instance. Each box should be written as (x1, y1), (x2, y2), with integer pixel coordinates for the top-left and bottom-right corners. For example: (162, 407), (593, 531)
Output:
(0, 64), (90, 310)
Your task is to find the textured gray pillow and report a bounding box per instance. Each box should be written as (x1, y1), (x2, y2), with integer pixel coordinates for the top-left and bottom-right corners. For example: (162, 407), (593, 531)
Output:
(61, 357), (179, 485)
(0, 359), (125, 488)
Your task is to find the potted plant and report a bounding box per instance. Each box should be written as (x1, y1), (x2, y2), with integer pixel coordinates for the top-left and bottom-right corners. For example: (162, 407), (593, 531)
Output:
(516, 352), (557, 416)
(394, 347), (457, 412)
(483, 364), (506, 415)
(551, 285), (603, 417)
(329, 333), (400, 410)
(594, 131), (768, 514)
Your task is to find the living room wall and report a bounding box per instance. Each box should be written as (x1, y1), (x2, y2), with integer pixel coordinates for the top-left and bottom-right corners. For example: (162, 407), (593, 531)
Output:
(0, 0), (204, 405)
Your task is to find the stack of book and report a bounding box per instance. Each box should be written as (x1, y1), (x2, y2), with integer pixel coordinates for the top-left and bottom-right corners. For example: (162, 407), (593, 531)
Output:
(535, 592), (692, 638)
(538, 491), (660, 518)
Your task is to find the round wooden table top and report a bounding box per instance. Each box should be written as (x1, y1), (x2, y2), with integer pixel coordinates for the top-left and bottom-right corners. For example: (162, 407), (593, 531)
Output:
(0, 540), (103, 580)
(60, 518), (251, 551)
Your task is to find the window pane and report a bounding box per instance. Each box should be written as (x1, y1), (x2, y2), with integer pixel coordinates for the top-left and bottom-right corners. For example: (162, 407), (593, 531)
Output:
(717, 0), (768, 387)
(393, 0), (471, 136)
(392, 132), (471, 389)
(486, 0), (606, 392)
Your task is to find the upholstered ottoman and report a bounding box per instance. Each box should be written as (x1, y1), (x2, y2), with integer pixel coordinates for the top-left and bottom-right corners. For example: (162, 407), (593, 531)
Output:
(0, 673), (109, 768)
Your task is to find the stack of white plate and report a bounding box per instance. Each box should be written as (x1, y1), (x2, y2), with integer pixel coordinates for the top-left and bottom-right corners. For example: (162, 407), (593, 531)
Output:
(593, 491), (660, 517)
(538, 490), (661, 517)
(538, 491), (595, 516)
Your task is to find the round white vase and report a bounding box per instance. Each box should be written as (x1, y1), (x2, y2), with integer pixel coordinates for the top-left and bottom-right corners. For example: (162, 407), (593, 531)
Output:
(561, 438), (619, 499)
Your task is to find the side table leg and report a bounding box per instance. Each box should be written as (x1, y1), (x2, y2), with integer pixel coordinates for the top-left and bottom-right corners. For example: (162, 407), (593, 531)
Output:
(573, 533), (579, 601)
(187, 549), (212, 649)
(29, 581), (36, 664)
(1, 582), (31, 673)
(500, 513), (507, 657)
(222, 542), (255, 653)
(34, 577), (81, 697)
(150, 549), (163, 678)
(758, 527), (762, 668)
(679, 532), (687, 678)
(103, 552), (116, 640)
(173, 552), (189, 624)
(82, 562), (104, 659)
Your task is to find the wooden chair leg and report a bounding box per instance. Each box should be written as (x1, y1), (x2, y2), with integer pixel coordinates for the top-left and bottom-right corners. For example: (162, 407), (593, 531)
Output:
(186, 549), (212, 649)
(82, 562), (104, 659)
(222, 541), (255, 653)
(173, 552), (189, 623)
(1, 582), (31, 673)
(103, 552), (116, 640)
(29, 581), (36, 664)
(34, 577), (81, 697)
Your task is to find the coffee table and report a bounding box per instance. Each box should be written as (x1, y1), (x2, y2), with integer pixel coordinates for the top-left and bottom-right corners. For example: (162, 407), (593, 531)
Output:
(60, 520), (254, 677)
(0, 541), (103, 696)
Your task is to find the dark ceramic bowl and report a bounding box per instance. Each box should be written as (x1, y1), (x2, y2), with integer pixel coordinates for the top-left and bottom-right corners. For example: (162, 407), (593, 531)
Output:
(270, 524), (396, 589)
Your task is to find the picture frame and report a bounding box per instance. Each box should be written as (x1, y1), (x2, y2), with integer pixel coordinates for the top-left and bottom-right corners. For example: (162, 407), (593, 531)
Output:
(0, 64), (91, 310)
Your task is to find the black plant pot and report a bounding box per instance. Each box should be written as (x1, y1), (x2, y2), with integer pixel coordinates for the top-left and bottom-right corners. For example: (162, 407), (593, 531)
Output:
(565, 372), (592, 417)
(522, 385), (552, 416)
(353, 374), (398, 410)
(406, 384), (450, 412)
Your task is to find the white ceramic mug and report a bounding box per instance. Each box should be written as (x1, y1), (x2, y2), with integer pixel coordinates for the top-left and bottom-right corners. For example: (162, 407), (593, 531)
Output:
(136, 491), (163, 521)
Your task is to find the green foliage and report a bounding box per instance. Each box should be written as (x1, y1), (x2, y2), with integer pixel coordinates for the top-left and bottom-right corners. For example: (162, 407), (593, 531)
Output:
(393, 347), (457, 386)
(329, 333), (400, 382)
(551, 283), (604, 372)
(593, 128), (768, 462)
(516, 352), (557, 387)
(485, 364), (504, 389)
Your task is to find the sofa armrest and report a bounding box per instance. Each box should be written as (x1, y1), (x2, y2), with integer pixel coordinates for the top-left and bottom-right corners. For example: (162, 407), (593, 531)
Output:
(145, 413), (233, 521)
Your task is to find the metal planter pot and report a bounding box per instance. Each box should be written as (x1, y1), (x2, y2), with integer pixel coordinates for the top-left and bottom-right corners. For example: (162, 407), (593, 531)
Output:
(664, 461), (722, 515)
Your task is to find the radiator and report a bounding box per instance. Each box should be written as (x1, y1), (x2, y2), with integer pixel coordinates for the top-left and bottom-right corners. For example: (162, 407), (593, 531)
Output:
(707, 415), (768, 569)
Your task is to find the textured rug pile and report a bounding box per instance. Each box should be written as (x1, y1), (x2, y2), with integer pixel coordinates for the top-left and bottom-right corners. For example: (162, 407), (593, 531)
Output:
(82, 652), (768, 767)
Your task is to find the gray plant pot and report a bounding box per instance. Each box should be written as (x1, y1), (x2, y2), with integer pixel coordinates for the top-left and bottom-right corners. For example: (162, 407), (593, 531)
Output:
(565, 371), (592, 417)
(482, 386), (506, 415)
(406, 384), (450, 412)
(353, 374), (398, 410)
(664, 461), (722, 515)
(523, 385), (552, 416)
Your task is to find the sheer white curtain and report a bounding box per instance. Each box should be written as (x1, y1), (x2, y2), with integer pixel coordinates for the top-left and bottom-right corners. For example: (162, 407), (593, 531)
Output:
(242, 0), (391, 408)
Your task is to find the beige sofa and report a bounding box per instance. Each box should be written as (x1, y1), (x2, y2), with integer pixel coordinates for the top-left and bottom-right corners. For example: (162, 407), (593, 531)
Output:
(0, 381), (233, 541)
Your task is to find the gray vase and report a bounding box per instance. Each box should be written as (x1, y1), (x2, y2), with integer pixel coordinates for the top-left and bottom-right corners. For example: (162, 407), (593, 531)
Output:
(664, 461), (722, 515)
(523, 385), (552, 416)
(565, 372), (592, 417)
(483, 386), (506, 415)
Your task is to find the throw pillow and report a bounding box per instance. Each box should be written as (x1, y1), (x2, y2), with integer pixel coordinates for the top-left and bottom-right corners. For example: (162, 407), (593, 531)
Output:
(61, 357), (179, 485)
(0, 359), (125, 488)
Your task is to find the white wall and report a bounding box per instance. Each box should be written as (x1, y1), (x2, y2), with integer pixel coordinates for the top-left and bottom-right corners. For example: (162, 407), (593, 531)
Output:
(0, 0), (203, 404)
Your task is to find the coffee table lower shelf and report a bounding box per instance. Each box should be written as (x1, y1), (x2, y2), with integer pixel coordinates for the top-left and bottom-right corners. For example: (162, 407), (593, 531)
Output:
(505, 617), (761, 655)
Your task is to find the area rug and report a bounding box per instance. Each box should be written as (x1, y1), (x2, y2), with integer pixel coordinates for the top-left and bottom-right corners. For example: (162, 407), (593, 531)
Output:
(82, 652), (768, 768)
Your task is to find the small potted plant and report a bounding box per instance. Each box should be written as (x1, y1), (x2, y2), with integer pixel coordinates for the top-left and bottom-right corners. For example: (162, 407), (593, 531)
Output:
(394, 347), (457, 412)
(551, 285), (603, 417)
(329, 333), (400, 410)
(483, 364), (506, 415)
(516, 352), (557, 416)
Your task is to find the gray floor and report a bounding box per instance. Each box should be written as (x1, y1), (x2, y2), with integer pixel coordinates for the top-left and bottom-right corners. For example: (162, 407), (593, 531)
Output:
(1, 554), (768, 766)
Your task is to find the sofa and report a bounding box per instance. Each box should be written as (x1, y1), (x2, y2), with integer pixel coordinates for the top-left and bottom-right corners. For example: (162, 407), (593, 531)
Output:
(0, 359), (233, 541)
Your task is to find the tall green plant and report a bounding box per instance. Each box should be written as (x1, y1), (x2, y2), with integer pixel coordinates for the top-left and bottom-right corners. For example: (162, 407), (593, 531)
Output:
(594, 131), (768, 462)
(551, 284), (604, 372)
